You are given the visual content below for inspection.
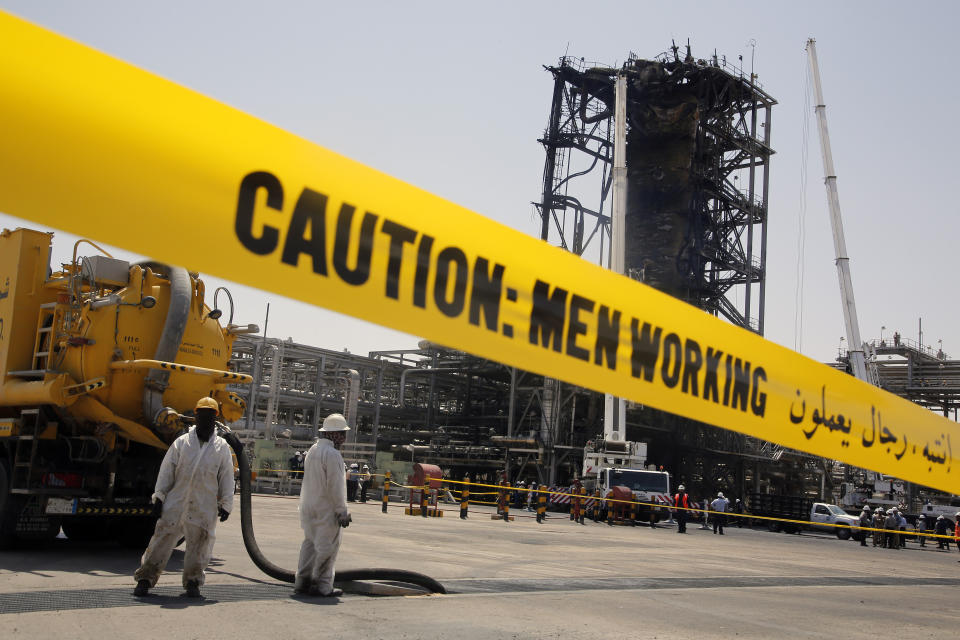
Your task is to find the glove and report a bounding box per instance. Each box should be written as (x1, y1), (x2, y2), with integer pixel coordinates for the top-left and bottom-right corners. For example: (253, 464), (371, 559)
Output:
(337, 512), (352, 528)
(218, 507), (230, 522)
(152, 499), (163, 519)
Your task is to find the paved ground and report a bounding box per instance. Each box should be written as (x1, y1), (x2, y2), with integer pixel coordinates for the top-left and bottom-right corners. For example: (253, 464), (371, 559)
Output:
(2, 496), (959, 638)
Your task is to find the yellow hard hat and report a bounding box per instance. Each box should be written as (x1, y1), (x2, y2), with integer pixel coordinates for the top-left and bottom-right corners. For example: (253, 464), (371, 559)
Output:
(195, 397), (219, 414)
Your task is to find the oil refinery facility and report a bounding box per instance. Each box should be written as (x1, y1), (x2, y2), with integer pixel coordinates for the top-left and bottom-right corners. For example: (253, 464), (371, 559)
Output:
(220, 44), (957, 512)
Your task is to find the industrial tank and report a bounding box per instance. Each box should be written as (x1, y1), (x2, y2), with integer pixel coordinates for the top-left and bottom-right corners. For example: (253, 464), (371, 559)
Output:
(0, 227), (255, 545)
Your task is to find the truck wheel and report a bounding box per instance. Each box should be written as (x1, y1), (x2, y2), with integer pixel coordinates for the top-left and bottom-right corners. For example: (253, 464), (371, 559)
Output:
(836, 526), (851, 540)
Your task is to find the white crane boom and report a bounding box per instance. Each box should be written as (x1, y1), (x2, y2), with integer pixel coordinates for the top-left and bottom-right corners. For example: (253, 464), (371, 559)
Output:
(806, 39), (875, 384)
(604, 72), (627, 441)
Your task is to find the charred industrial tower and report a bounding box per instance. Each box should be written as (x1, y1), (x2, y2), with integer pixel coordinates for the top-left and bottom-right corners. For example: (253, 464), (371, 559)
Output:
(534, 44), (782, 495)
(536, 45), (774, 325)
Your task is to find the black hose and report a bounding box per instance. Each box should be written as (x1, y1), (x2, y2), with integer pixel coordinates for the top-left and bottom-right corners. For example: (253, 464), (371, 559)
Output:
(223, 432), (446, 595)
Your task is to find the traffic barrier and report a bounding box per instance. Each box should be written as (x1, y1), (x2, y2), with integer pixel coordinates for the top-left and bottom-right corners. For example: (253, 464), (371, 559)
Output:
(340, 474), (960, 543)
(382, 470), (391, 514)
(502, 482), (511, 522)
(0, 13), (954, 493)
(460, 476), (470, 519)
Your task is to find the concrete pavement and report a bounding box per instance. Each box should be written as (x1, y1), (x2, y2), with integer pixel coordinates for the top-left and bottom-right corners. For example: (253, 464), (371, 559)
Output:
(1, 495), (958, 638)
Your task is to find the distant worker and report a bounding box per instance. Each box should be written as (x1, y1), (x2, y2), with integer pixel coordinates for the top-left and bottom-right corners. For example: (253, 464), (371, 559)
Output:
(915, 514), (927, 548)
(955, 512), (960, 554)
(873, 507), (886, 547)
(710, 492), (729, 535)
(295, 413), (352, 597)
(346, 463), (360, 502)
(674, 485), (690, 534)
(134, 397), (234, 598)
(893, 331), (900, 346)
(289, 451), (300, 474)
(732, 498), (745, 528)
(883, 509), (900, 550)
(858, 506), (872, 547)
(514, 478), (526, 509)
(527, 481), (538, 512)
(569, 479), (584, 524)
(895, 508), (908, 547)
(935, 514), (950, 549)
(359, 464), (371, 503)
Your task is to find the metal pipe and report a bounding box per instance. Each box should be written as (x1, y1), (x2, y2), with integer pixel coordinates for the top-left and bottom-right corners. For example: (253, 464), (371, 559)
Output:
(141, 265), (191, 427)
(110, 359), (253, 383)
(757, 104), (772, 336)
(343, 369), (360, 443)
(398, 367), (460, 406)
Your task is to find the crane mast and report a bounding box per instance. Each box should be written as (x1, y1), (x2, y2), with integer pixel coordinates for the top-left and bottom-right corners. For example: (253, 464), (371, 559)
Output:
(806, 39), (876, 384)
(604, 73), (628, 442)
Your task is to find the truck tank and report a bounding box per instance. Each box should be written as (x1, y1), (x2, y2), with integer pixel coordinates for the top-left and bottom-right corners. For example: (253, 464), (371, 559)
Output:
(0, 227), (255, 546)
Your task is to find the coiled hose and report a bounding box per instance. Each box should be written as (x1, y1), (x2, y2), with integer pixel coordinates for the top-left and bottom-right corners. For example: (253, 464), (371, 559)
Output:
(223, 432), (446, 594)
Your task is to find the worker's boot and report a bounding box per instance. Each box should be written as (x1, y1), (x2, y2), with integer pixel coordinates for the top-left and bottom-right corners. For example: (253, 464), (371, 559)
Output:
(133, 580), (151, 597)
(308, 583), (343, 598)
(185, 580), (202, 598)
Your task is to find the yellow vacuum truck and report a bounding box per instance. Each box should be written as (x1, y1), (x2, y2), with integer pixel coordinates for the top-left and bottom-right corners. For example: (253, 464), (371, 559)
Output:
(0, 227), (256, 547)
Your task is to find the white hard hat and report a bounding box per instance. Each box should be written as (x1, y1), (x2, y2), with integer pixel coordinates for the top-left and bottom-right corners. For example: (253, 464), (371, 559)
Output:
(677, 485), (685, 491)
(362, 464), (369, 469)
(320, 413), (350, 432)
(862, 505), (871, 511)
(717, 492), (724, 498)
(937, 514), (945, 519)
(349, 463), (359, 469)
(955, 512), (960, 518)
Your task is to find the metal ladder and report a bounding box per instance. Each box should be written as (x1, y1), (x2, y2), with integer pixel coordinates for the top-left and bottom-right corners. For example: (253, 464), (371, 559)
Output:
(11, 409), (43, 492)
(31, 302), (57, 371)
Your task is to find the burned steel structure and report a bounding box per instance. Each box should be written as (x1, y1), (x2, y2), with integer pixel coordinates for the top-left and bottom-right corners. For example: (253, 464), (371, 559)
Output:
(531, 45), (788, 498)
(536, 46), (774, 328)
(227, 45), (788, 501)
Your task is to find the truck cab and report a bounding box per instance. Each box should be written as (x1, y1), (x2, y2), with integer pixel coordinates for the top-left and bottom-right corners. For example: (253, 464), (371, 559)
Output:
(809, 503), (860, 539)
(596, 467), (670, 523)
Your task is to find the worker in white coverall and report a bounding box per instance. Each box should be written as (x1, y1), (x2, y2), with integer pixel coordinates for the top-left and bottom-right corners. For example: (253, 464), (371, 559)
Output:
(133, 397), (234, 598)
(295, 413), (352, 597)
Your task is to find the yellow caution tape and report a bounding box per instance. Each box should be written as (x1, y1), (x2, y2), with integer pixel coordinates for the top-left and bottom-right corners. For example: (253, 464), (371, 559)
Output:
(0, 12), (955, 493)
(268, 473), (957, 540)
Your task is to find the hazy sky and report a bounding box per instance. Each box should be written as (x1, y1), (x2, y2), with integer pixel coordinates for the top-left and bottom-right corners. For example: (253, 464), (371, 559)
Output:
(1, 1), (957, 363)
